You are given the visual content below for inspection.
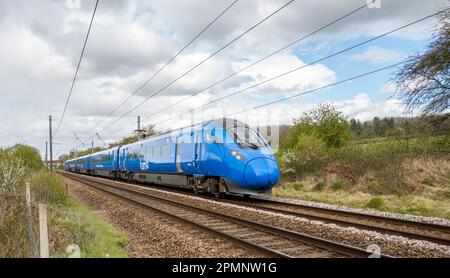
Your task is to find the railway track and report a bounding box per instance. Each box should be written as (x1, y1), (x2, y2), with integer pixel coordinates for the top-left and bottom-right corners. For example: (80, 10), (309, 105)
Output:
(119, 176), (450, 246)
(61, 171), (388, 258)
(217, 196), (450, 246)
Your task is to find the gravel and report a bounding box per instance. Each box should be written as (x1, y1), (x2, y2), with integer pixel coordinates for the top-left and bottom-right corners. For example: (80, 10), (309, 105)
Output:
(115, 181), (450, 258)
(64, 177), (258, 258)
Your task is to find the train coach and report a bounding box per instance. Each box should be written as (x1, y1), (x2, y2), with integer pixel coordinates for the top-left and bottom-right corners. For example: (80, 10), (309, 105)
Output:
(65, 118), (280, 196)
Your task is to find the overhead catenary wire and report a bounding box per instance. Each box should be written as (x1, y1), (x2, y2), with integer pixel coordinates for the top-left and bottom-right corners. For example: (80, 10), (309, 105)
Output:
(226, 59), (415, 118)
(141, 0), (376, 123)
(156, 59), (415, 131)
(54, 0), (100, 136)
(96, 132), (108, 147)
(84, 0), (240, 134)
(73, 131), (86, 147)
(144, 8), (448, 129)
(91, 0), (295, 138)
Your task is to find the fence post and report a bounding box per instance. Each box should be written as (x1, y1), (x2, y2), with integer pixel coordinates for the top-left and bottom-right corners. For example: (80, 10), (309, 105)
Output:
(39, 204), (49, 258)
(25, 183), (37, 258)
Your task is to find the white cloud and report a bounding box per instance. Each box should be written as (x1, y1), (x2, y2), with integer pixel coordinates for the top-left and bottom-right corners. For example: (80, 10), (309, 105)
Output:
(333, 93), (408, 121)
(378, 81), (397, 96)
(350, 46), (407, 64)
(0, 0), (442, 157)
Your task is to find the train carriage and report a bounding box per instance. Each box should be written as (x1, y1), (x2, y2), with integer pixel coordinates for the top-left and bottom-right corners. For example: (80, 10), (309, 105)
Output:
(89, 147), (120, 178)
(65, 118), (280, 196)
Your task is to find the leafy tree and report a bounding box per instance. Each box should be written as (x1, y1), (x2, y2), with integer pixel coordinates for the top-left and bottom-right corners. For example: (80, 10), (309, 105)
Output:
(394, 10), (449, 121)
(290, 104), (352, 149)
(8, 144), (44, 172)
(350, 119), (363, 136)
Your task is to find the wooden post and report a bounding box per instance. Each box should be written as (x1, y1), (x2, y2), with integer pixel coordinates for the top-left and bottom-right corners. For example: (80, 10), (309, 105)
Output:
(25, 183), (37, 258)
(39, 204), (49, 258)
(49, 115), (53, 173)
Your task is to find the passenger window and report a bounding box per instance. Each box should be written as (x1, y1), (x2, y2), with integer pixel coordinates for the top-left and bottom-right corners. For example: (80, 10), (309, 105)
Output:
(153, 146), (159, 157)
(161, 144), (167, 156)
(145, 148), (151, 160)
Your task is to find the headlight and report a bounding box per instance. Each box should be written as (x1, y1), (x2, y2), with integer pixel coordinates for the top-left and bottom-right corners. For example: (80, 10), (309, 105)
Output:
(231, 150), (245, 161)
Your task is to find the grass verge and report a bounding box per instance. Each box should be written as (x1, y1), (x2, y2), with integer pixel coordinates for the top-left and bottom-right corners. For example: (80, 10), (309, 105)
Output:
(272, 185), (450, 219)
(48, 197), (130, 258)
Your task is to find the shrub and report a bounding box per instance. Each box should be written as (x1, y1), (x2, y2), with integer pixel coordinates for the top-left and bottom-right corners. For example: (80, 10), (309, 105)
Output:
(292, 182), (304, 191)
(330, 180), (345, 191)
(30, 171), (67, 204)
(421, 178), (434, 186)
(280, 134), (328, 179)
(429, 135), (450, 153)
(334, 140), (408, 193)
(0, 150), (26, 196)
(290, 104), (352, 149)
(313, 181), (327, 191)
(0, 201), (29, 258)
(367, 197), (385, 209)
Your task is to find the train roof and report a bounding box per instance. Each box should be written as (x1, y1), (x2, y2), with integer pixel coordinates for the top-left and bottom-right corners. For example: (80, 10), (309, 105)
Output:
(64, 118), (248, 162)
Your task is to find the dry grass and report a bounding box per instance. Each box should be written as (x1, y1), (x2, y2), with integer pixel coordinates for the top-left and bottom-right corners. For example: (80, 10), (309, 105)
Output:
(274, 155), (450, 219)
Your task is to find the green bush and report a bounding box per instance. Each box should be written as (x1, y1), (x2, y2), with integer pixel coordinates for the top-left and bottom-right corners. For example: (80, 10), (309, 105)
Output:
(367, 197), (385, 209)
(9, 144), (44, 173)
(333, 140), (408, 193)
(292, 182), (304, 191)
(30, 171), (67, 204)
(313, 181), (327, 191)
(421, 178), (434, 186)
(280, 134), (328, 179)
(330, 181), (345, 191)
(429, 135), (450, 153)
(286, 104), (352, 149)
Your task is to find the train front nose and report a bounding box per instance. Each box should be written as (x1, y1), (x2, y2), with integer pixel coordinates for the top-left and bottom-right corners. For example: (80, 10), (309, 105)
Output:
(243, 158), (280, 188)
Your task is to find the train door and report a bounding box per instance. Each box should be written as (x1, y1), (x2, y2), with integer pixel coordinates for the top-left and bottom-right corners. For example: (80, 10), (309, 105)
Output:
(121, 148), (127, 171)
(175, 136), (182, 173)
(194, 131), (202, 169)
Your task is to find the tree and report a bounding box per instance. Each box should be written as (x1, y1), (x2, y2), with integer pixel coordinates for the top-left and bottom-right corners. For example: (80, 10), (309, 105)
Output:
(8, 144), (44, 172)
(394, 10), (449, 121)
(290, 104), (352, 149)
(350, 119), (363, 136)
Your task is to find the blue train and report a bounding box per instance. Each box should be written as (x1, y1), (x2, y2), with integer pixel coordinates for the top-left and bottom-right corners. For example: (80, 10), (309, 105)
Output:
(64, 118), (280, 196)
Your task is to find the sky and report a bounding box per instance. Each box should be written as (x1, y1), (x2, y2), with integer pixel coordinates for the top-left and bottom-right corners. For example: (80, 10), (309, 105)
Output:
(0, 0), (448, 158)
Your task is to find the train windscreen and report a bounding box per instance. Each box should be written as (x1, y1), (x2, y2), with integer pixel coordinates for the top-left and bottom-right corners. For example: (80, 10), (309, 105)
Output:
(226, 125), (266, 149)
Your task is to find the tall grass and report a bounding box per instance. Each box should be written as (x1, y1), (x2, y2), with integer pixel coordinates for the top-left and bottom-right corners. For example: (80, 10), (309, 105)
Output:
(30, 171), (67, 204)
